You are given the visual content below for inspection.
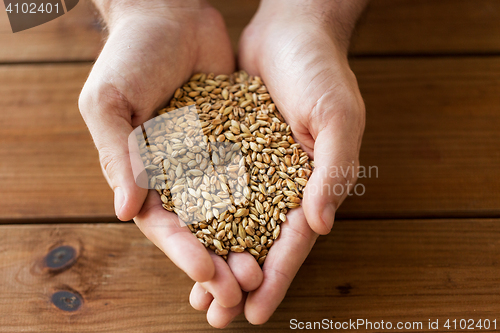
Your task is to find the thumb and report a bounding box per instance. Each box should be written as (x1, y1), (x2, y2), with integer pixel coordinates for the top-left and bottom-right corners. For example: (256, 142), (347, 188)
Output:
(79, 83), (148, 221)
(302, 115), (363, 235)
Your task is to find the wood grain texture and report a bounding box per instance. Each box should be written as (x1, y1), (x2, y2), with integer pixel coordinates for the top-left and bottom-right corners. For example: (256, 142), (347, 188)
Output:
(0, 220), (499, 332)
(0, 1), (103, 62)
(338, 57), (500, 219)
(1, 0), (500, 62)
(1, 57), (500, 220)
(351, 0), (500, 55)
(212, 0), (500, 55)
(0, 64), (114, 220)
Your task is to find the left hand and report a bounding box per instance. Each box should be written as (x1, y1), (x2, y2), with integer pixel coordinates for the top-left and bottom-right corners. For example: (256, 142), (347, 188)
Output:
(189, 0), (367, 326)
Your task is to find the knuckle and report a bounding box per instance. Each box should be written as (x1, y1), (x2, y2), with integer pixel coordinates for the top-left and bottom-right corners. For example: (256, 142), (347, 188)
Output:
(78, 79), (131, 118)
(310, 87), (365, 134)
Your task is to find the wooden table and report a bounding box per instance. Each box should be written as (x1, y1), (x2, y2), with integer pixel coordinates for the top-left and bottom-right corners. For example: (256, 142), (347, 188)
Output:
(1, 1), (500, 331)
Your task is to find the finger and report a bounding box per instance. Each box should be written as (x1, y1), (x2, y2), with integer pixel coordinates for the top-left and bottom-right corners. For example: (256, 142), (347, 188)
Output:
(200, 253), (242, 309)
(190, 282), (214, 311)
(244, 208), (317, 325)
(134, 190), (215, 282)
(302, 101), (364, 234)
(207, 293), (246, 329)
(227, 252), (263, 292)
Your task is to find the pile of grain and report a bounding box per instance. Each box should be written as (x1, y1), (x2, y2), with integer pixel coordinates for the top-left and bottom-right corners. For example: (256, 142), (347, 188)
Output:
(138, 71), (313, 264)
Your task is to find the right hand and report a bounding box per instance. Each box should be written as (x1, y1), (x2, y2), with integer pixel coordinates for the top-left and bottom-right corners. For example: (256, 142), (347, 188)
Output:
(80, 1), (263, 326)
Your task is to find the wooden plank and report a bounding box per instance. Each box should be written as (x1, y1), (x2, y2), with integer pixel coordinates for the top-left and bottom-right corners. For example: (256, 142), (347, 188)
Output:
(351, 0), (500, 55)
(212, 0), (500, 55)
(0, 219), (499, 331)
(1, 0), (500, 62)
(191, 0), (500, 56)
(339, 57), (500, 218)
(1, 57), (500, 220)
(0, 1), (103, 62)
(0, 64), (114, 220)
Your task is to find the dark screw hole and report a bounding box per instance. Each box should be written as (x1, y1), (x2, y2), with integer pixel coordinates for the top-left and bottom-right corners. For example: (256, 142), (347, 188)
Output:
(52, 291), (82, 312)
(45, 245), (76, 270)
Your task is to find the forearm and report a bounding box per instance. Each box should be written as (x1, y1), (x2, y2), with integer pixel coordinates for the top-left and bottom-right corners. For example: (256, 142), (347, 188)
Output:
(256, 0), (369, 51)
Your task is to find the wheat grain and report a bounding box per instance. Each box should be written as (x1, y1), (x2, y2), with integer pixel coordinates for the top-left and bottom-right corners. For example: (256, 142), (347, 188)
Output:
(136, 71), (313, 265)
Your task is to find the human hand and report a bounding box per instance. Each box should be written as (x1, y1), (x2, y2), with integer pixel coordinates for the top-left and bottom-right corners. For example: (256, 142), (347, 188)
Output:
(79, 0), (235, 221)
(79, 0), (265, 318)
(189, 0), (367, 325)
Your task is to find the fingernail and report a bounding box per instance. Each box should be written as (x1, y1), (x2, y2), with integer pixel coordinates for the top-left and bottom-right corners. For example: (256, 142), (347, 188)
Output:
(114, 187), (125, 217)
(322, 203), (336, 231)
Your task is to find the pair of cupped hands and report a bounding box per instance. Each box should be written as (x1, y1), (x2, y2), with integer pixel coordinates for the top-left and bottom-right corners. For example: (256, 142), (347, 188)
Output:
(79, 0), (365, 328)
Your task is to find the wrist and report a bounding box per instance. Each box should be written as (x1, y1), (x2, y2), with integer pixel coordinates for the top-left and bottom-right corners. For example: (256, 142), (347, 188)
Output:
(255, 0), (368, 53)
(93, 0), (210, 30)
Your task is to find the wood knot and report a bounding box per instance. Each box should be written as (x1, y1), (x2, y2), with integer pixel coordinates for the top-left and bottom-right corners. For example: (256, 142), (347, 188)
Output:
(336, 283), (353, 295)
